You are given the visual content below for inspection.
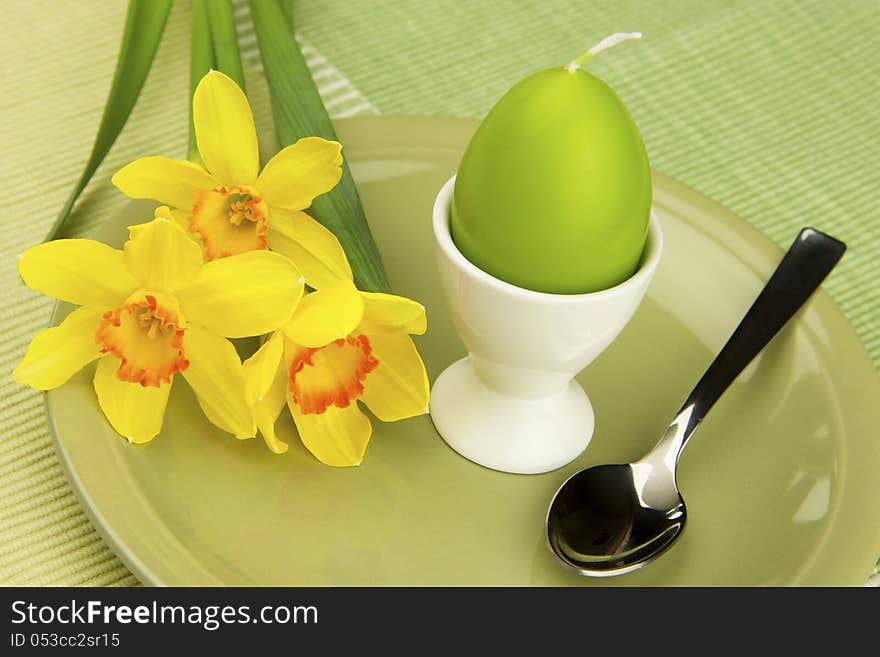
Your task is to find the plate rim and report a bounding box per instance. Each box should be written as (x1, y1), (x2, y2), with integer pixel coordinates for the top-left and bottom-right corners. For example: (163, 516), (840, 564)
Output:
(47, 115), (880, 586)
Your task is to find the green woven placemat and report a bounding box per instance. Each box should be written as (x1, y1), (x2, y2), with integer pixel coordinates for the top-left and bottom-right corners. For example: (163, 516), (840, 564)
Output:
(1, 0), (877, 585)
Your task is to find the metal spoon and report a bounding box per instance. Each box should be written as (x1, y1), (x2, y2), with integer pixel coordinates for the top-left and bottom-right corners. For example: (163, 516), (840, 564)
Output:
(546, 227), (846, 577)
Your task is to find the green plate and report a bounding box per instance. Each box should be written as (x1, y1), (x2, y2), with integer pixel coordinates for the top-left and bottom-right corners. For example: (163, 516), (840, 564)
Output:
(48, 117), (880, 586)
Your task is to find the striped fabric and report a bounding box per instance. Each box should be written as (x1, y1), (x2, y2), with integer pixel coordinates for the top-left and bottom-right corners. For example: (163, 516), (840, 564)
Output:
(1, 0), (877, 585)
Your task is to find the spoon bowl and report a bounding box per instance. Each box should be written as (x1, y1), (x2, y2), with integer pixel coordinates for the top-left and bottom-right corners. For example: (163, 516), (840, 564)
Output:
(547, 464), (686, 577)
(546, 227), (846, 577)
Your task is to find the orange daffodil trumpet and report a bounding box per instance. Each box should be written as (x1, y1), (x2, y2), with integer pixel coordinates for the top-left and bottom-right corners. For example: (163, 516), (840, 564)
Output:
(244, 276), (430, 467)
(14, 213), (304, 443)
(112, 70), (351, 289)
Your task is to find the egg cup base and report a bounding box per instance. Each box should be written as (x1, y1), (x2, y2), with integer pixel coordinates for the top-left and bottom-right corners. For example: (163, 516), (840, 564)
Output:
(430, 356), (595, 474)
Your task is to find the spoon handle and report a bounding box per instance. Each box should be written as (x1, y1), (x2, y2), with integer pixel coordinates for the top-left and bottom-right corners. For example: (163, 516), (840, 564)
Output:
(674, 227), (846, 452)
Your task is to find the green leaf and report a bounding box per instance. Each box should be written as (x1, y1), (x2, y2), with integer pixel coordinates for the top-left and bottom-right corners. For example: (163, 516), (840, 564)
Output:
(190, 0), (246, 164)
(45, 0), (173, 241)
(189, 0), (215, 163)
(204, 0), (246, 93)
(279, 0), (293, 28)
(249, 0), (391, 293)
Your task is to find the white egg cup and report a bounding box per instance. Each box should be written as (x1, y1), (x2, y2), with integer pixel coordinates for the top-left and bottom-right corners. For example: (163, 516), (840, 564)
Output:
(430, 176), (663, 474)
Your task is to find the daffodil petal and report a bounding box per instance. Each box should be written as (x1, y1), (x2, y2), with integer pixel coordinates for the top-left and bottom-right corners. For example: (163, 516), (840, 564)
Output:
(255, 364), (290, 454)
(176, 251), (303, 338)
(124, 217), (204, 292)
(156, 205), (190, 227)
(193, 70), (259, 185)
(282, 279), (363, 348)
(19, 240), (137, 307)
(358, 292), (427, 335)
(13, 306), (105, 390)
(181, 325), (256, 439)
(112, 156), (218, 209)
(267, 209), (352, 289)
(360, 333), (429, 422)
(257, 137), (343, 210)
(243, 331), (283, 404)
(290, 402), (372, 467)
(266, 227), (348, 291)
(154, 205), (202, 247)
(94, 356), (171, 443)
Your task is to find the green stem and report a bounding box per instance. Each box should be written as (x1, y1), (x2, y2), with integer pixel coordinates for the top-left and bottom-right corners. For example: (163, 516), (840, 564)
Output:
(189, 0), (214, 163)
(204, 0), (246, 92)
(279, 0), (293, 29)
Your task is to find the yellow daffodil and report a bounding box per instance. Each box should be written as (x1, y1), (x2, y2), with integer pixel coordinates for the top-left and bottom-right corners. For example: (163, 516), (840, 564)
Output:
(14, 212), (304, 444)
(244, 278), (429, 466)
(112, 70), (351, 289)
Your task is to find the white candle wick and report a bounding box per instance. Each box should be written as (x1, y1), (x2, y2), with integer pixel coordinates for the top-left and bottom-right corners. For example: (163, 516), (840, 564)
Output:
(566, 32), (642, 72)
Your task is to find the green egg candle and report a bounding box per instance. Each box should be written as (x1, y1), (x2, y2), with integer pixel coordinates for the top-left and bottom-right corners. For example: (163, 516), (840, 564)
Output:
(452, 33), (651, 294)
